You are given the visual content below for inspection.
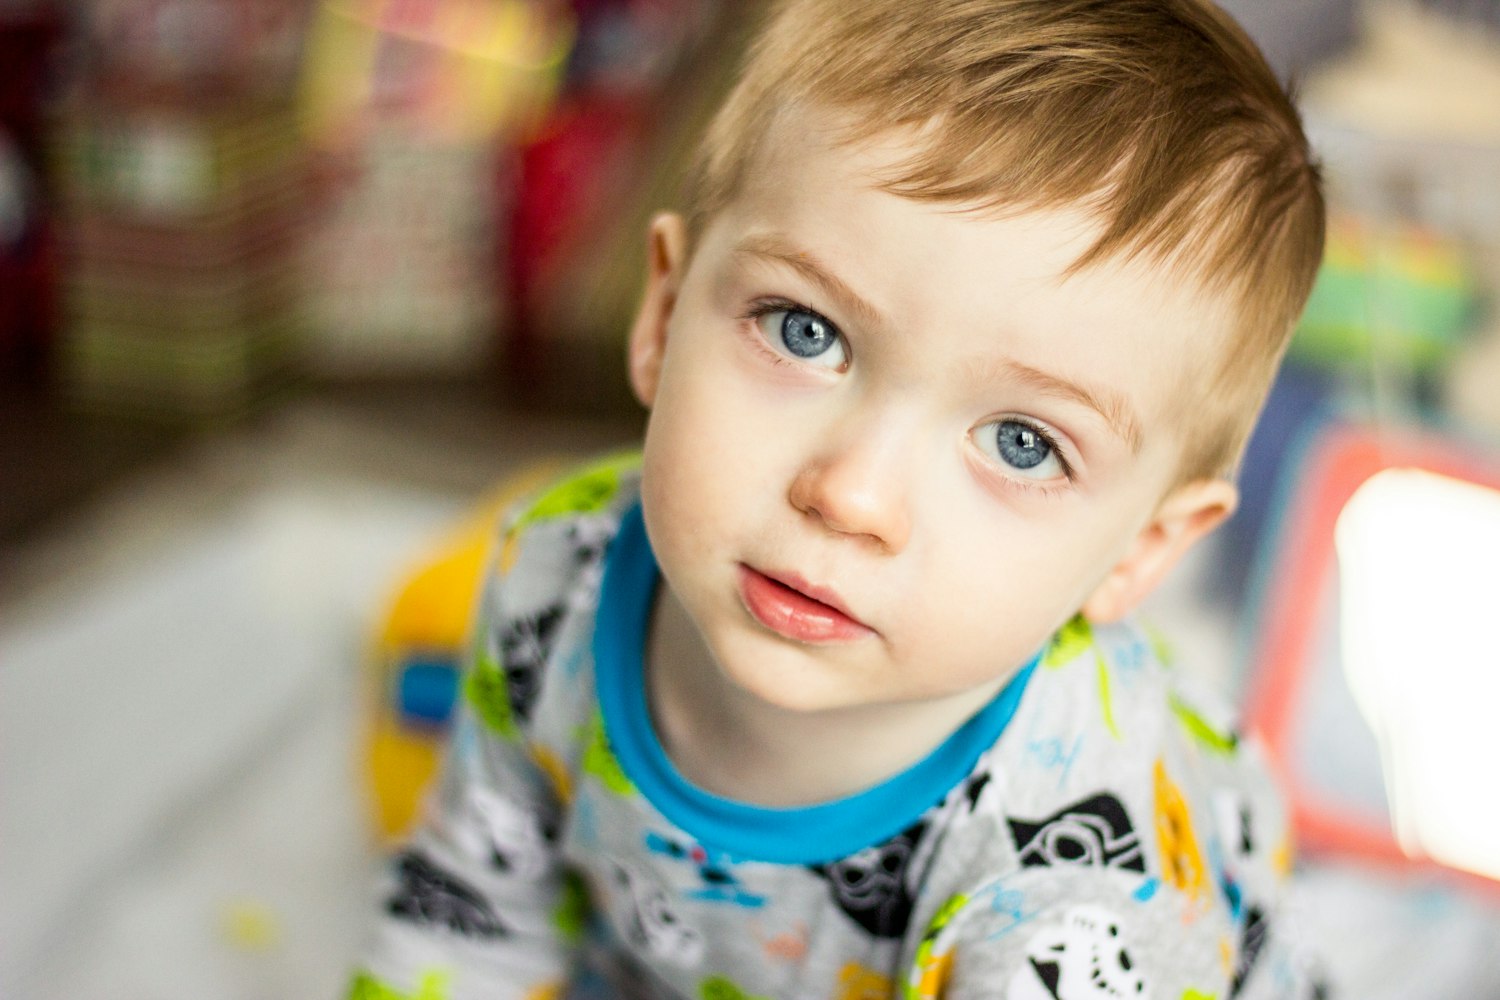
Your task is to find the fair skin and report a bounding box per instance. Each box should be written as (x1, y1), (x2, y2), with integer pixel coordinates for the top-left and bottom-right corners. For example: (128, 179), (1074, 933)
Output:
(627, 110), (1239, 808)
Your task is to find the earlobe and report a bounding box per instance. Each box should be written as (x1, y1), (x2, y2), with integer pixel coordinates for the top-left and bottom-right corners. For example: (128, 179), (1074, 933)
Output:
(627, 212), (688, 408)
(1081, 478), (1238, 624)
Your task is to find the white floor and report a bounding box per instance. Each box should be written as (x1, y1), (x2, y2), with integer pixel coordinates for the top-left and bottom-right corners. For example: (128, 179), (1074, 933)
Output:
(1, 397), (634, 999)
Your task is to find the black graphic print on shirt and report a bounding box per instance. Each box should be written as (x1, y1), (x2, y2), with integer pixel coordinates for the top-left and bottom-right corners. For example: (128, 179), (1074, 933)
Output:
(567, 519), (613, 567)
(1013, 904), (1147, 999)
(610, 862), (705, 966)
(497, 604), (565, 724)
(386, 849), (509, 939)
(810, 818), (928, 939)
(1230, 905), (1269, 997)
(1008, 793), (1146, 872)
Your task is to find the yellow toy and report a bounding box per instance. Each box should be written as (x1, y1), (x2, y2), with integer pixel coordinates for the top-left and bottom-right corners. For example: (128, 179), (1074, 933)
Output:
(363, 462), (563, 842)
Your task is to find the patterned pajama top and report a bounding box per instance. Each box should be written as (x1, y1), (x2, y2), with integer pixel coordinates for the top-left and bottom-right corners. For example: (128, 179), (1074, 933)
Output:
(350, 455), (1326, 1000)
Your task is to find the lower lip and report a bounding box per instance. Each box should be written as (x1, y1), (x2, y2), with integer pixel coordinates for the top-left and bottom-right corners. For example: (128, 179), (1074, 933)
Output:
(737, 566), (875, 644)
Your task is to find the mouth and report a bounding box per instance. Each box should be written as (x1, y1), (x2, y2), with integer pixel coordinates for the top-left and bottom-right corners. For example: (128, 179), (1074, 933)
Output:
(736, 564), (875, 644)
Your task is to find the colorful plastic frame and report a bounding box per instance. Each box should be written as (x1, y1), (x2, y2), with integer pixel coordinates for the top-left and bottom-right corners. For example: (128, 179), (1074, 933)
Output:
(1241, 420), (1500, 889)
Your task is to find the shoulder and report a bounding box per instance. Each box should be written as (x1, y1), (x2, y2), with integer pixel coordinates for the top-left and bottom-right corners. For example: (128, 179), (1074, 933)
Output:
(463, 451), (642, 739)
(1002, 615), (1291, 899)
(493, 450), (644, 599)
(908, 616), (1316, 998)
(1008, 615), (1252, 800)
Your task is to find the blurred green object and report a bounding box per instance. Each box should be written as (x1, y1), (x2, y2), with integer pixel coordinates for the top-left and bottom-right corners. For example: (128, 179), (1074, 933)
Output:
(54, 102), (308, 423)
(1291, 216), (1479, 372)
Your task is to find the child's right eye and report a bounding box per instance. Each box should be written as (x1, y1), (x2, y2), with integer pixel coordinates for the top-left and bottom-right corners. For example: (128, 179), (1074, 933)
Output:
(752, 306), (849, 371)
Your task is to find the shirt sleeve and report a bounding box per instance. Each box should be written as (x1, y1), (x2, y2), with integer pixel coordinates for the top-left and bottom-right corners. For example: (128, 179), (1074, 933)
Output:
(348, 569), (584, 1000)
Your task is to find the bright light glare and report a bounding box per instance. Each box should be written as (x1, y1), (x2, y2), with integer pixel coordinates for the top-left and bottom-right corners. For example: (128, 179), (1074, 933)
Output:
(1336, 468), (1500, 881)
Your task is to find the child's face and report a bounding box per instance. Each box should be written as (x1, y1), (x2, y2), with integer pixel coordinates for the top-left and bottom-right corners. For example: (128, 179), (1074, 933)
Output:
(628, 112), (1238, 716)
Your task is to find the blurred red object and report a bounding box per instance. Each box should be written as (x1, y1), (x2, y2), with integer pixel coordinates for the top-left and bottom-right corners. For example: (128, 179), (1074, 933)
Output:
(498, 0), (728, 406)
(504, 90), (649, 383)
(0, 5), (64, 385)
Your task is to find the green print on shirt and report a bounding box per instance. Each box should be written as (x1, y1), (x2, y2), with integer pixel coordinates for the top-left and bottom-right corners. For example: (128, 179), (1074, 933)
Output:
(699, 974), (771, 1000)
(466, 646), (519, 740)
(514, 452), (640, 530)
(1043, 615), (1094, 669)
(1044, 616), (1122, 739)
(906, 893), (967, 1000)
(1169, 695), (1239, 756)
(348, 969), (451, 1000)
(582, 712), (634, 796)
(553, 871), (591, 942)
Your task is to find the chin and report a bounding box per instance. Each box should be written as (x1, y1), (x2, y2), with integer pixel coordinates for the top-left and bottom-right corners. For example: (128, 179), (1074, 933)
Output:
(714, 637), (873, 715)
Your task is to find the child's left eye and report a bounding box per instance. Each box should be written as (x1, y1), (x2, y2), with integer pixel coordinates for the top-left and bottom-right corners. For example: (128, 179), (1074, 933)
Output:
(753, 307), (848, 370)
(971, 418), (1069, 481)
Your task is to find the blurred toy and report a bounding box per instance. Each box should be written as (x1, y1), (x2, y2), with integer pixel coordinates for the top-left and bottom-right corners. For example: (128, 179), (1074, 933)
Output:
(50, 0), (313, 422)
(53, 100), (308, 421)
(84, 0), (309, 104)
(299, 0), (573, 143)
(364, 461), (563, 841)
(1240, 419), (1500, 895)
(1291, 215), (1479, 374)
(501, 0), (733, 409)
(296, 0), (573, 376)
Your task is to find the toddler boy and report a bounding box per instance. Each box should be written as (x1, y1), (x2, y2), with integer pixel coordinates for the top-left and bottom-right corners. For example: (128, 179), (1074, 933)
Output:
(351, 0), (1327, 997)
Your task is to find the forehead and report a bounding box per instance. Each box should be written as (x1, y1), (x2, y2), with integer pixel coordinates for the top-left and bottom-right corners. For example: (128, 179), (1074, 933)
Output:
(705, 108), (1233, 434)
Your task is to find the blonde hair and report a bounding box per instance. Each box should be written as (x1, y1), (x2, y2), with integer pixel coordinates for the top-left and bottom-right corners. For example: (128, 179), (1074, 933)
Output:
(682, 0), (1325, 482)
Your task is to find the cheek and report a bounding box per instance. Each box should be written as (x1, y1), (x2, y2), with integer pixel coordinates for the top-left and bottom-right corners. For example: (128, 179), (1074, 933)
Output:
(908, 509), (1131, 659)
(639, 361), (766, 562)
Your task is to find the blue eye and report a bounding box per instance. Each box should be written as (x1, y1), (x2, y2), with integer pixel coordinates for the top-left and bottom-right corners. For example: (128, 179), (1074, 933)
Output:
(972, 418), (1068, 480)
(754, 308), (848, 370)
(997, 421), (1051, 469)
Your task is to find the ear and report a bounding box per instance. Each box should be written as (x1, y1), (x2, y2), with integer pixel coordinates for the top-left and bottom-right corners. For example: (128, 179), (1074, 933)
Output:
(1081, 478), (1238, 624)
(627, 212), (689, 408)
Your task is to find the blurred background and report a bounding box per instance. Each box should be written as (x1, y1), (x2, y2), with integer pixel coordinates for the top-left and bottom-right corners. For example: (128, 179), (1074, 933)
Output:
(1, 0), (1498, 997)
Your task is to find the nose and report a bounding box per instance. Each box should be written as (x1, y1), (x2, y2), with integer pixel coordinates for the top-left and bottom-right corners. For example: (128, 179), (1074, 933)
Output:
(787, 428), (912, 552)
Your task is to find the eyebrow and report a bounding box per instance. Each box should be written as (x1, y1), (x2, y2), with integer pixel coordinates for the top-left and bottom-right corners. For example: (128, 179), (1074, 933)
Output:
(731, 233), (885, 333)
(989, 358), (1144, 452)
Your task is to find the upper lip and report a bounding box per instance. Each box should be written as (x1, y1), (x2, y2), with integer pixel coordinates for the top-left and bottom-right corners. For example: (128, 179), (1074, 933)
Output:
(753, 566), (869, 627)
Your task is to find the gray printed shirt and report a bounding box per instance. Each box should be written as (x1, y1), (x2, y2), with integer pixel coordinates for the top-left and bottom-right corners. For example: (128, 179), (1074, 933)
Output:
(350, 455), (1326, 1000)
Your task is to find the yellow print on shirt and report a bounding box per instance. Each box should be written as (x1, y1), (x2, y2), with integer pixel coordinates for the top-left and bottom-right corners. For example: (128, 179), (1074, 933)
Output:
(1154, 758), (1208, 903)
(907, 893), (966, 1000)
(837, 962), (893, 1000)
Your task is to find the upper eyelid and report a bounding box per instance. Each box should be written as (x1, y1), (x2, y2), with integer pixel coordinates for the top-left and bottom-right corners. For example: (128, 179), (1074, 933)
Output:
(979, 413), (1060, 446)
(746, 300), (850, 351)
(748, 297), (841, 331)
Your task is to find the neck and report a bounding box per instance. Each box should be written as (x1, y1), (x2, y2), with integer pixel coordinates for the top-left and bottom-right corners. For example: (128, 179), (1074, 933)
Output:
(643, 583), (1000, 808)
